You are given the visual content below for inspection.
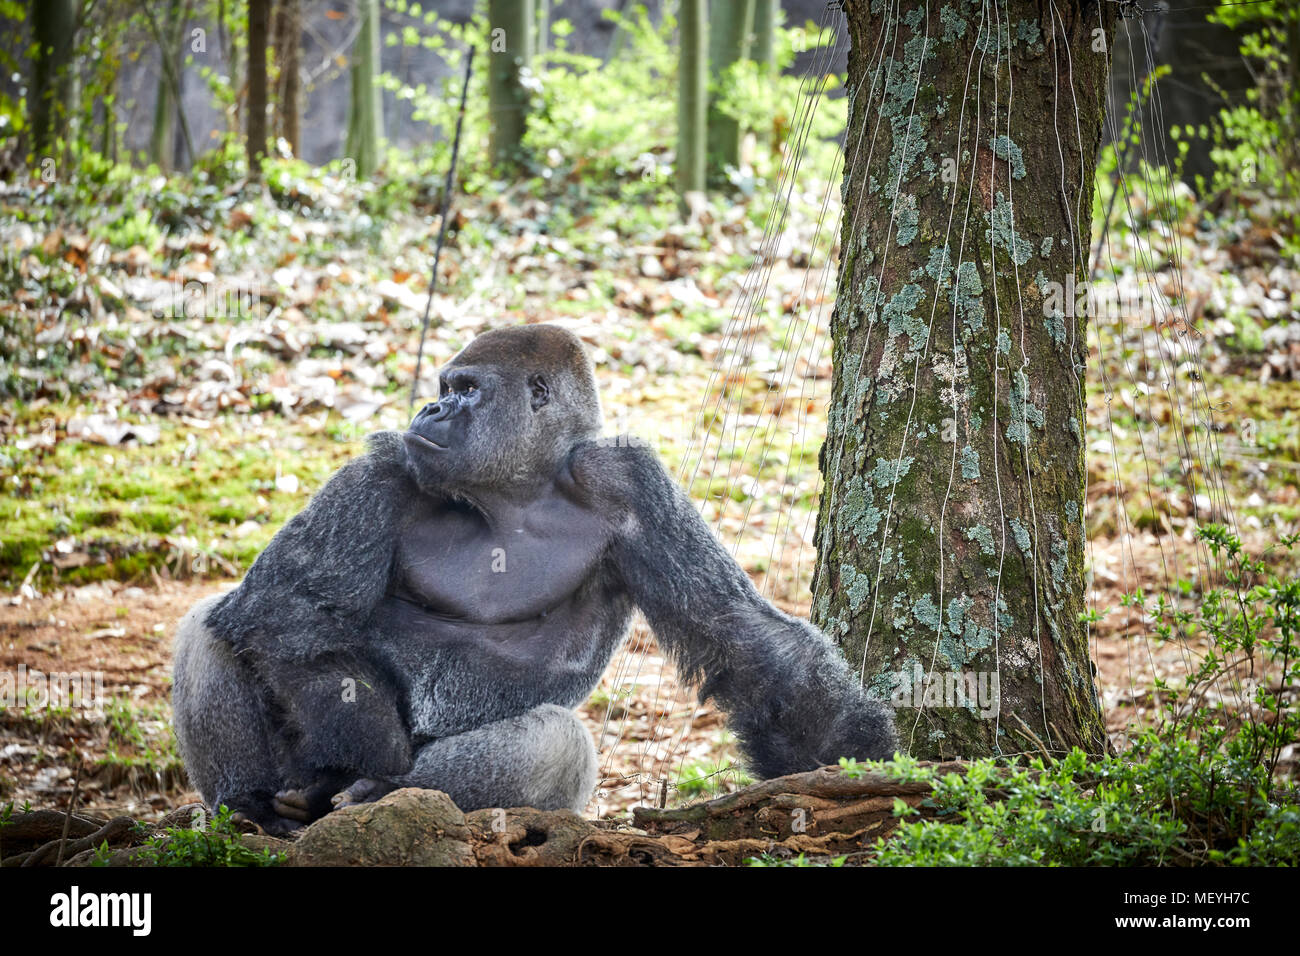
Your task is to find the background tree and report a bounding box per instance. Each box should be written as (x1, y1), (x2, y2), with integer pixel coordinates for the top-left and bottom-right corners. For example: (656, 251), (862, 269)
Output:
(536, 0), (550, 58)
(247, 0), (271, 174)
(752, 0), (777, 78)
(677, 0), (707, 200)
(706, 0), (754, 179)
(812, 0), (1117, 759)
(346, 0), (383, 178)
(487, 0), (534, 171)
(28, 0), (76, 160)
(274, 0), (302, 158)
(148, 0), (189, 172)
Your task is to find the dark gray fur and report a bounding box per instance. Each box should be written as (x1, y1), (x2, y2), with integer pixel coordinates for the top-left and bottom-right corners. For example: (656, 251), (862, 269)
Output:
(172, 324), (896, 831)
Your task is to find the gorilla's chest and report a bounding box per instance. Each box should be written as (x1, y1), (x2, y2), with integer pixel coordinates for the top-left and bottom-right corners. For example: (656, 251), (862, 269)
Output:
(393, 497), (606, 624)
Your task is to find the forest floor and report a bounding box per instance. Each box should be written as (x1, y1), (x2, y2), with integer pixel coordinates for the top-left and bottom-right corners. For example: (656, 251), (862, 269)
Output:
(2, 524), (1294, 825)
(1, 162), (1297, 827)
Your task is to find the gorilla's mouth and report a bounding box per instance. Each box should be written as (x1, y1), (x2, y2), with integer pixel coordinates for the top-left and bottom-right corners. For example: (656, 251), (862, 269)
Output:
(405, 431), (446, 451)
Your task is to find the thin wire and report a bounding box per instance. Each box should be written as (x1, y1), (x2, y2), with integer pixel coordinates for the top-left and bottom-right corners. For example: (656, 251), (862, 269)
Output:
(410, 44), (475, 412)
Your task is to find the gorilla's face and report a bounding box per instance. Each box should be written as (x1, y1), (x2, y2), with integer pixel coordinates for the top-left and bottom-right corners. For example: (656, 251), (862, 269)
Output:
(403, 325), (603, 497)
(404, 361), (553, 494)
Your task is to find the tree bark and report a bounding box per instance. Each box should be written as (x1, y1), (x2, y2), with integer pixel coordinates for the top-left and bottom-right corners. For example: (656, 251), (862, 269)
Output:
(274, 0), (302, 158)
(28, 0), (76, 160)
(753, 0), (778, 77)
(706, 0), (755, 179)
(812, 0), (1116, 760)
(246, 0), (271, 175)
(677, 0), (708, 200)
(149, 0), (184, 171)
(346, 0), (383, 178)
(488, 0), (534, 172)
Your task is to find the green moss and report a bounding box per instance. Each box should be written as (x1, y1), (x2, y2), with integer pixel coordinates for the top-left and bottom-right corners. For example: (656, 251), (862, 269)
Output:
(0, 402), (352, 587)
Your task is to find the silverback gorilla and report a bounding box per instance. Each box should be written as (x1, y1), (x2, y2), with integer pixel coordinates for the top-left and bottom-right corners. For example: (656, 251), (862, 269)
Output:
(172, 324), (896, 833)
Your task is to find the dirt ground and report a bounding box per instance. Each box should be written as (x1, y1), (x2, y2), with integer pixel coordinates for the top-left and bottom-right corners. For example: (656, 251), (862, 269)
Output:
(0, 526), (1290, 825)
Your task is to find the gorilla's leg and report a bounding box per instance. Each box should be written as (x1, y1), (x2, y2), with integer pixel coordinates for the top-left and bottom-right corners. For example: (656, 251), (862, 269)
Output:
(172, 596), (302, 835)
(334, 704), (598, 814)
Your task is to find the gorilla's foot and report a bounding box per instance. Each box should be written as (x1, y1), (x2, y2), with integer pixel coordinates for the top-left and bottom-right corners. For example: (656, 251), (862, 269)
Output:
(230, 809), (303, 837)
(331, 777), (398, 809)
(272, 779), (340, 825)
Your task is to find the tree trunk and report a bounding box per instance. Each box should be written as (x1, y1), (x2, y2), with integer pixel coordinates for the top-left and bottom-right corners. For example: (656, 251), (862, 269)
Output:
(346, 0), (384, 178)
(677, 0), (708, 200)
(488, 0), (534, 172)
(28, 0), (76, 160)
(751, 0), (778, 151)
(247, 0), (271, 175)
(753, 0), (777, 77)
(706, 0), (755, 179)
(812, 0), (1116, 760)
(274, 0), (302, 157)
(536, 0), (550, 58)
(150, 0), (183, 172)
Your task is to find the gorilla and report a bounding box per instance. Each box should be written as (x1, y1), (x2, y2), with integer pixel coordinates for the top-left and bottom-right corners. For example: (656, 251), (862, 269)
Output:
(172, 324), (896, 833)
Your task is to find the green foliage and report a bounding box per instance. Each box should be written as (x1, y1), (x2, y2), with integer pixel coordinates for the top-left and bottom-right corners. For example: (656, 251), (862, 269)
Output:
(526, 6), (677, 188)
(710, 22), (841, 189)
(747, 851), (847, 867)
(863, 527), (1300, 866)
(136, 806), (283, 867)
(673, 759), (752, 799)
(100, 698), (181, 774)
(1193, 2), (1300, 245)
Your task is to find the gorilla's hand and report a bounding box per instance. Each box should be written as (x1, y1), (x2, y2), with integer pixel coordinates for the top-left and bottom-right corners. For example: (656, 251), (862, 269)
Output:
(331, 777), (398, 810)
(271, 778), (350, 826)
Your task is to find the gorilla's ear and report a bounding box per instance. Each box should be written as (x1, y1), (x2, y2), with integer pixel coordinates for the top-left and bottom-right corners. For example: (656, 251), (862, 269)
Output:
(528, 373), (550, 411)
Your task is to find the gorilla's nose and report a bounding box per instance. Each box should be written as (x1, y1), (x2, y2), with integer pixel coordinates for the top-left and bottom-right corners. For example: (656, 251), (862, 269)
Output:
(420, 400), (458, 423)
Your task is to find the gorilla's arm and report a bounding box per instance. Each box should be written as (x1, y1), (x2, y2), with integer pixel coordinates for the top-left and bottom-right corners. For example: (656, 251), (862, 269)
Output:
(203, 431), (416, 779)
(581, 441), (898, 779)
(207, 431), (412, 658)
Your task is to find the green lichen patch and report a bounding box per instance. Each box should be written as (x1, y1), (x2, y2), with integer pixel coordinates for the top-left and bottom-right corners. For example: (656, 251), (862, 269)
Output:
(990, 135), (1026, 180)
(987, 193), (1034, 266)
(964, 523), (996, 556)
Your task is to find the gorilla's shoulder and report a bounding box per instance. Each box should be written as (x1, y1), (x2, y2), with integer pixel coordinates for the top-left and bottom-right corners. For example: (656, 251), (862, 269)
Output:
(363, 429), (407, 464)
(569, 436), (680, 514)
